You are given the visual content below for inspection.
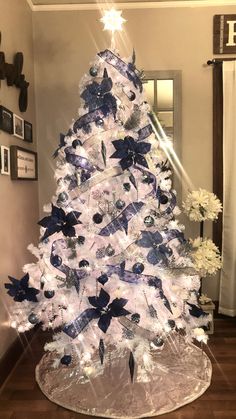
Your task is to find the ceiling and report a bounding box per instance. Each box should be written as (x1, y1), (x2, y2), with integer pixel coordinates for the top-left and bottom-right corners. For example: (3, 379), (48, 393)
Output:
(28, 0), (236, 9)
(30, 0), (236, 4)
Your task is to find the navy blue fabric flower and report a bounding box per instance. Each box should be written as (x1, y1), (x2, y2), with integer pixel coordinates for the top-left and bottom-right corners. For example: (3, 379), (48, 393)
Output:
(136, 231), (172, 265)
(187, 303), (208, 318)
(5, 273), (39, 302)
(38, 204), (82, 241)
(88, 289), (130, 333)
(111, 136), (151, 170)
(81, 72), (117, 117)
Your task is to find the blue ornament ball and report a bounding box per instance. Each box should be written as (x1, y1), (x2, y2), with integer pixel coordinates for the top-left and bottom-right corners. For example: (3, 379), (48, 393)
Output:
(142, 174), (154, 184)
(166, 247), (173, 256)
(79, 259), (89, 268)
(115, 199), (125, 210)
(44, 290), (55, 299)
(72, 139), (82, 148)
(132, 263), (144, 274)
(51, 255), (62, 267)
(159, 194), (169, 205)
(97, 273), (109, 285)
(93, 213), (103, 224)
(61, 355), (72, 366)
(28, 313), (38, 324)
(89, 66), (98, 77)
(128, 91), (136, 101)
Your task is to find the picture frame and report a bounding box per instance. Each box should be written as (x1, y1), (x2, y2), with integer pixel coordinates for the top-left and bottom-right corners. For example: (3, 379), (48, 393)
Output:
(13, 114), (24, 139)
(0, 106), (13, 134)
(0, 145), (10, 175)
(24, 121), (33, 143)
(10, 145), (38, 180)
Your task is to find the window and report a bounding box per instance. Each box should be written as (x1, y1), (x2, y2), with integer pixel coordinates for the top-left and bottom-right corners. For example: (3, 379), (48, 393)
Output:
(143, 70), (182, 199)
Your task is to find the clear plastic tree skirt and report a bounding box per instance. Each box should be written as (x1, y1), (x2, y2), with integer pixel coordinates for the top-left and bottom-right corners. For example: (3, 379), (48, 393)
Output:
(36, 338), (212, 418)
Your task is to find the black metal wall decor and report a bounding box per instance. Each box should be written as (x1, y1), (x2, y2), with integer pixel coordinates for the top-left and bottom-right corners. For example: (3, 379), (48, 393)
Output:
(0, 36), (29, 112)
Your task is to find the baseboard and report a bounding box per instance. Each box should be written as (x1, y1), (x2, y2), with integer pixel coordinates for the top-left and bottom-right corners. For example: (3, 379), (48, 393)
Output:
(0, 327), (37, 389)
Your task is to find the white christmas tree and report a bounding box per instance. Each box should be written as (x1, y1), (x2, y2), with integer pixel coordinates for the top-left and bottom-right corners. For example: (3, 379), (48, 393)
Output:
(5, 12), (213, 417)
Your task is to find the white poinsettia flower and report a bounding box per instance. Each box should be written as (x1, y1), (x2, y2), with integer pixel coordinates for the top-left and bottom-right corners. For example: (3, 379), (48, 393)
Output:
(183, 188), (222, 222)
(190, 237), (221, 277)
(193, 327), (208, 344)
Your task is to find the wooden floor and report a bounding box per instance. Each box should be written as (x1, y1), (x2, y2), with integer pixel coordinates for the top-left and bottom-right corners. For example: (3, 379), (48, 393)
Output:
(0, 318), (236, 419)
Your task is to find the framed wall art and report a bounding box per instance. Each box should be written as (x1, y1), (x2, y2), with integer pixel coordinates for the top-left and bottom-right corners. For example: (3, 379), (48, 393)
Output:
(24, 121), (33, 143)
(0, 106), (13, 134)
(13, 114), (24, 139)
(0, 145), (10, 175)
(10, 145), (38, 180)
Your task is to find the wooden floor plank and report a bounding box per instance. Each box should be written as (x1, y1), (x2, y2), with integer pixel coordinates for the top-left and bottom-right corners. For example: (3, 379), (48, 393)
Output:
(0, 318), (236, 419)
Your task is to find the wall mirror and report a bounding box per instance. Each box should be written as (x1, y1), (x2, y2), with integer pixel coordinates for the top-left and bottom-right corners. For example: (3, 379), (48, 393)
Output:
(143, 71), (182, 198)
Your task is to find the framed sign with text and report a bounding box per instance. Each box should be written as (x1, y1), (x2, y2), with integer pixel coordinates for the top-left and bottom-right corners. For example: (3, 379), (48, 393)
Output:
(10, 145), (38, 180)
(214, 15), (236, 54)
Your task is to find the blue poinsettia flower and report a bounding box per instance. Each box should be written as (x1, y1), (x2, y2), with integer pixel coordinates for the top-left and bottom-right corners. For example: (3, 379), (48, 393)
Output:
(88, 288), (130, 333)
(5, 273), (39, 302)
(136, 231), (172, 265)
(38, 204), (82, 241)
(81, 72), (117, 117)
(111, 136), (151, 170)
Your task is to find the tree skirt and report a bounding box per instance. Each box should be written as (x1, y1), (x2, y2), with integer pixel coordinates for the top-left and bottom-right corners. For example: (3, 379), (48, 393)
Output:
(36, 340), (212, 418)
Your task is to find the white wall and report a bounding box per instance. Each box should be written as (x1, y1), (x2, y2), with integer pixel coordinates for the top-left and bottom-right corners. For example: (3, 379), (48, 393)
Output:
(0, 0), (39, 360)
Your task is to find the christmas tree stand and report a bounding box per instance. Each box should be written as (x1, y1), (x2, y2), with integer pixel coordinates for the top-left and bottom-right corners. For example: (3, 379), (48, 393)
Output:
(36, 337), (212, 418)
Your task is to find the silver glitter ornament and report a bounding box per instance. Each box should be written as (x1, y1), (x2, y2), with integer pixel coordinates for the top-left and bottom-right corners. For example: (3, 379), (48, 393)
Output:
(132, 262), (144, 274)
(44, 290), (55, 299)
(57, 192), (68, 203)
(105, 244), (115, 257)
(28, 313), (38, 324)
(89, 66), (98, 77)
(128, 91), (136, 101)
(151, 336), (164, 347)
(61, 355), (72, 366)
(144, 216), (155, 227)
(96, 247), (106, 259)
(131, 313), (140, 324)
(115, 199), (125, 210)
(95, 118), (104, 127)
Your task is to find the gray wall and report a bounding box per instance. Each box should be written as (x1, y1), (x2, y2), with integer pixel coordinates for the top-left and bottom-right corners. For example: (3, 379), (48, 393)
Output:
(0, 0), (39, 360)
(33, 5), (236, 300)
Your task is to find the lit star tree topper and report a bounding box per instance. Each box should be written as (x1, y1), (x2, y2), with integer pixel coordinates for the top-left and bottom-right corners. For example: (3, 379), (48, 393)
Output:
(100, 9), (126, 33)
